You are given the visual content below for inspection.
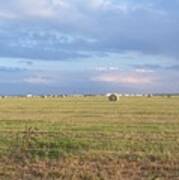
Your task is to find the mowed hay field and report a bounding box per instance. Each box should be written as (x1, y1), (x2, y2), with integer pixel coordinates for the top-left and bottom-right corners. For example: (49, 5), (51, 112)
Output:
(0, 96), (179, 179)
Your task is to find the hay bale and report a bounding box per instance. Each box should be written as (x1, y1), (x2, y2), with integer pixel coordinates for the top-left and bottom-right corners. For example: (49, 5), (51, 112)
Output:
(108, 93), (119, 102)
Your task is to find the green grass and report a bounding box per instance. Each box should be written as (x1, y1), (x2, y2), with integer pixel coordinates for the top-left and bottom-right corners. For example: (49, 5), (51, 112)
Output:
(0, 96), (179, 179)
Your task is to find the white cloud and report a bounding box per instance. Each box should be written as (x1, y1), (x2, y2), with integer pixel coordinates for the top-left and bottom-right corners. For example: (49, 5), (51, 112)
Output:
(93, 71), (156, 85)
(24, 75), (53, 84)
(88, 0), (111, 9)
(0, 11), (17, 19)
(17, 0), (55, 18)
(0, 0), (178, 60)
(51, 0), (69, 7)
(95, 66), (119, 71)
(135, 69), (154, 73)
(0, 0), (166, 20)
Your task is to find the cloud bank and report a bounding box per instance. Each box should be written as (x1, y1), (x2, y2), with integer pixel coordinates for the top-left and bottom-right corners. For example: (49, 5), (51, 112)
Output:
(0, 0), (179, 94)
(0, 0), (179, 60)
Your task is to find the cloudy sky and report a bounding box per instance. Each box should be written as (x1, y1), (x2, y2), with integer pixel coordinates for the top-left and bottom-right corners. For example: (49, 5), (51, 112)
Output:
(0, 0), (179, 95)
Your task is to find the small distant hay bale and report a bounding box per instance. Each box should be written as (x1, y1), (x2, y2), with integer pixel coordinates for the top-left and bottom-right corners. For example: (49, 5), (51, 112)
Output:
(40, 95), (48, 99)
(108, 93), (119, 102)
(167, 94), (172, 98)
(147, 94), (152, 98)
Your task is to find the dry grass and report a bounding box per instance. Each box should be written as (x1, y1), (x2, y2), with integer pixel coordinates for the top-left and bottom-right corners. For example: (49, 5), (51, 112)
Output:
(0, 154), (179, 180)
(0, 96), (179, 179)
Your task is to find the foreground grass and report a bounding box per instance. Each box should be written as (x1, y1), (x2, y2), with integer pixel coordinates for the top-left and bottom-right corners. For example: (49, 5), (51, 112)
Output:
(1, 153), (179, 180)
(0, 96), (179, 179)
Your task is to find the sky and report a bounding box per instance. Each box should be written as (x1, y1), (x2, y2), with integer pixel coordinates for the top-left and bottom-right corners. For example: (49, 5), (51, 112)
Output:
(0, 0), (179, 95)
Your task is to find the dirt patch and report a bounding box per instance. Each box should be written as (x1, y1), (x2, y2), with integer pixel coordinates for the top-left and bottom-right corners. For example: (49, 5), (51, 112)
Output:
(0, 154), (179, 180)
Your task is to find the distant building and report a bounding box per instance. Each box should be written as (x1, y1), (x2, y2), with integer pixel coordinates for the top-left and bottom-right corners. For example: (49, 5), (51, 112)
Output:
(26, 94), (33, 98)
(136, 94), (143, 97)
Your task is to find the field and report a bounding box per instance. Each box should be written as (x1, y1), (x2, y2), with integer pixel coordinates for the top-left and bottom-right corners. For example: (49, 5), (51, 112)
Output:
(0, 96), (179, 179)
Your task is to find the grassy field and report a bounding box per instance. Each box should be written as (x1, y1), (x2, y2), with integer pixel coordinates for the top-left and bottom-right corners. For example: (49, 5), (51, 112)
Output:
(0, 96), (179, 179)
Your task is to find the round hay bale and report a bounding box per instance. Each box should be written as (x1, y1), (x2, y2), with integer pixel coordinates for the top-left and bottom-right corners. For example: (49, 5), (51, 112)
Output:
(108, 94), (119, 102)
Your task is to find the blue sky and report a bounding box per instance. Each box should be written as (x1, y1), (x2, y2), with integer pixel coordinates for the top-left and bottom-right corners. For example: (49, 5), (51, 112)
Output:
(0, 0), (179, 95)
